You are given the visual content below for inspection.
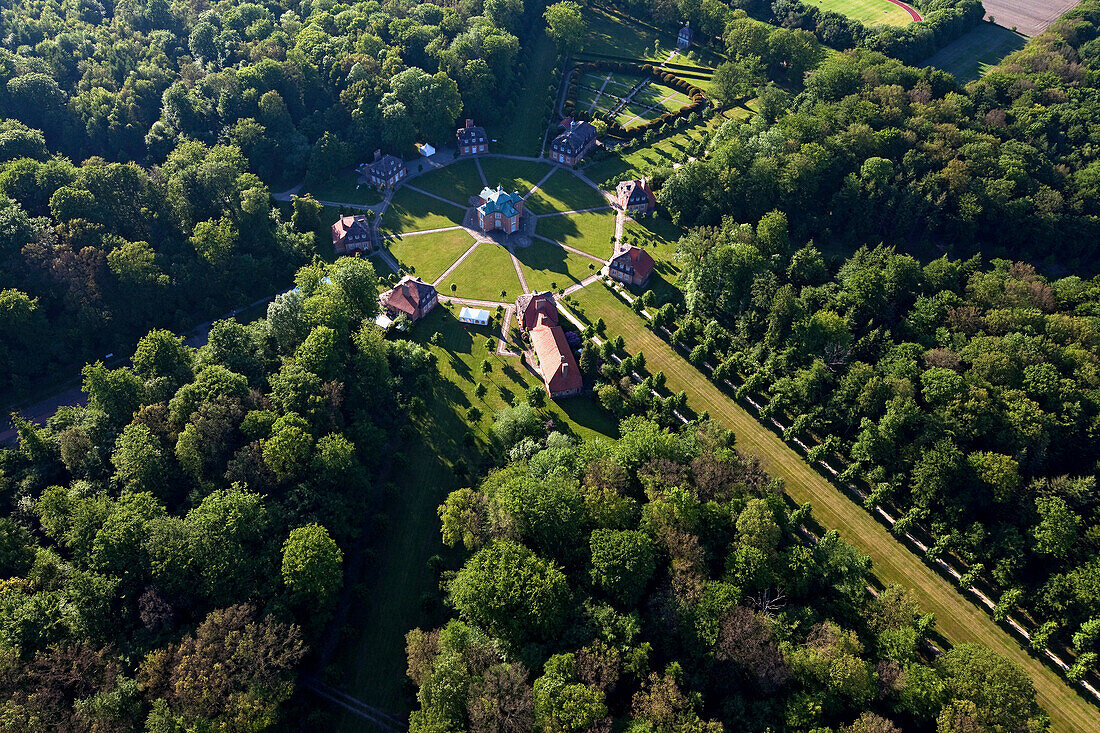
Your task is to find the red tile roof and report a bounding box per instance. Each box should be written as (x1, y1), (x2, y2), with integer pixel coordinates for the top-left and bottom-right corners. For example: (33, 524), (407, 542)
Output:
(609, 245), (655, 283)
(529, 315), (582, 396)
(383, 275), (436, 319)
(515, 292), (558, 331)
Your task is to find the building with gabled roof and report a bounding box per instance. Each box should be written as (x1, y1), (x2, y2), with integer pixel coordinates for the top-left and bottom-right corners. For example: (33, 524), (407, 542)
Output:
(477, 185), (524, 233)
(381, 275), (437, 322)
(607, 244), (655, 288)
(616, 178), (656, 214)
(549, 119), (598, 166)
(529, 312), (582, 398)
(677, 22), (693, 49)
(365, 150), (406, 188)
(456, 119), (488, 155)
(515, 291), (559, 331)
(332, 214), (373, 254)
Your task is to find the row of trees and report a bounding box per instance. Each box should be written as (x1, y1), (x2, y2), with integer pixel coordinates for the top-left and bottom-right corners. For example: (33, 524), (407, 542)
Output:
(659, 204), (1100, 678)
(0, 257), (440, 727)
(410, 414), (1049, 731)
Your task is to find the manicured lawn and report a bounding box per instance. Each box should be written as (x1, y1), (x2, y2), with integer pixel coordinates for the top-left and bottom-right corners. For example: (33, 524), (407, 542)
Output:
(812, 0), (915, 25)
(439, 243), (522, 302)
(387, 229), (477, 282)
(568, 283), (1100, 733)
(617, 101), (662, 127)
(537, 210), (618, 259)
(923, 23), (1027, 83)
(583, 6), (671, 61)
(622, 215), (684, 306)
(382, 188), (467, 234)
(479, 157), (554, 198)
(410, 159), (485, 205)
(514, 240), (601, 293)
(300, 170), (384, 206)
(495, 28), (557, 156)
(635, 83), (692, 111)
(333, 307), (617, 730)
(524, 169), (609, 215)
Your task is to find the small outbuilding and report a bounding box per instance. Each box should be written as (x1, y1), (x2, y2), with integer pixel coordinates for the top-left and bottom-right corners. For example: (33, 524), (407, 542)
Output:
(677, 22), (693, 49)
(456, 119), (488, 155)
(459, 307), (491, 326)
(418, 143), (436, 157)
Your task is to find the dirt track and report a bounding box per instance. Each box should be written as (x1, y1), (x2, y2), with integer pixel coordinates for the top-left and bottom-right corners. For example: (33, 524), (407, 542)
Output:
(980, 0), (1082, 36)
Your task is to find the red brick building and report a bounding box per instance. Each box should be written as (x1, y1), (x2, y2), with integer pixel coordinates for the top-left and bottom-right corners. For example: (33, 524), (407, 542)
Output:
(382, 275), (438, 322)
(456, 119), (488, 155)
(514, 292), (581, 399)
(331, 214), (372, 254)
(364, 150), (406, 188)
(616, 178), (656, 214)
(549, 118), (598, 166)
(607, 244), (655, 288)
(477, 185), (524, 233)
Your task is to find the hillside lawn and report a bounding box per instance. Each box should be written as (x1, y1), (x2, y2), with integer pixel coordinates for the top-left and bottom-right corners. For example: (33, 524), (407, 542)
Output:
(923, 22), (1027, 82)
(439, 243), (522, 302)
(479, 157), (554, 197)
(622, 215), (684, 305)
(568, 282), (1100, 733)
(411, 159), (486, 204)
(537, 210), (618, 259)
(387, 229), (476, 283)
(494, 28), (557, 156)
(810, 0), (915, 25)
(299, 170), (384, 206)
(524, 169), (609, 215)
(333, 306), (617, 729)
(383, 187), (467, 234)
(514, 240), (601, 293)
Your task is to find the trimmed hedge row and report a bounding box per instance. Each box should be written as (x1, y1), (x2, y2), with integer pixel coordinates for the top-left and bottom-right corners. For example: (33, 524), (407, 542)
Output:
(562, 60), (707, 140)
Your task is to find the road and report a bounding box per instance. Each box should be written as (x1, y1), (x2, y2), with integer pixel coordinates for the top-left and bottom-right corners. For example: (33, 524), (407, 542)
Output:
(571, 283), (1100, 733)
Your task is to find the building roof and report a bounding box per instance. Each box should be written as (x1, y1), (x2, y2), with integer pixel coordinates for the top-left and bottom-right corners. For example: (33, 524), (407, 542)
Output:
(617, 178), (656, 207)
(478, 185), (523, 218)
(368, 153), (405, 177)
(457, 119), (487, 146)
(551, 120), (598, 156)
(383, 275), (436, 317)
(678, 22), (693, 41)
(332, 214), (371, 244)
(515, 292), (558, 331)
(530, 315), (582, 395)
(609, 244), (655, 282)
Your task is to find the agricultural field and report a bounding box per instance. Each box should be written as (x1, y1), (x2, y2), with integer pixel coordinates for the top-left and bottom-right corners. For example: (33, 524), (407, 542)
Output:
(810, 0), (918, 25)
(923, 22), (1027, 81)
(979, 0), (1082, 36)
(438, 243), (523, 302)
(386, 229), (476, 282)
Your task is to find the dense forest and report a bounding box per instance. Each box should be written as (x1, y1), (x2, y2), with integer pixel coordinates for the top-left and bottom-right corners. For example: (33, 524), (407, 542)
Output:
(0, 0), (531, 397)
(0, 256), (445, 727)
(414, 417), (1047, 731)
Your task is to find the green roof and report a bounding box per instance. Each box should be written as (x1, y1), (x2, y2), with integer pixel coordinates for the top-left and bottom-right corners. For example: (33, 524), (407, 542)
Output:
(478, 185), (523, 218)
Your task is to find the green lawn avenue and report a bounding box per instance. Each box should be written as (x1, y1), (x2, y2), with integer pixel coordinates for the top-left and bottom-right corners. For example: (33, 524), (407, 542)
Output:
(514, 240), (600, 293)
(439, 243), (522, 302)
(382, 187), (466, 234)
(300, 170), (384, 206)
(387, 229), (476, 282)
(524, 169), (609, 215)
(411, 159), (486, 204)
(537, 210), (618, 260)
(478, 157), (554, 198)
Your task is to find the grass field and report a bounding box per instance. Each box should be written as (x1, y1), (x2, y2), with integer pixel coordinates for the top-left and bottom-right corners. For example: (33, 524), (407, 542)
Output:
(923, 22), (1027, 82)
(383, 188), (467, 234)
(811, 0), (915, 25)
(300, 170), (384, 206)
(479, 158), (554, 198)
(568, 283), (1100, 733)
(622, 215), (684, 305)
(495, 28), (556, 156)
(514, 240), (601, 293)
(439, 243), (522, 302)
(524, 169), (609, 215)
(410, 160), (485, 205)
(333, 307), (617, 728)
(537, 210), (618, 259)
(387, 229), (476, 282)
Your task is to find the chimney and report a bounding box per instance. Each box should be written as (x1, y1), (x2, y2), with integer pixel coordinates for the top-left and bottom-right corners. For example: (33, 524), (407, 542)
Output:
(561, 355), (568, 380)
(373, 149), (381, 161)
(465, 118), (473, 129)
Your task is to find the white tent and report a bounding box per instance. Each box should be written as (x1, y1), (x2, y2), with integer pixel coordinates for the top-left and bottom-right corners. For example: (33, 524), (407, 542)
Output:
(419, 143), (436, 157)
(459, 307), (490, 326)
